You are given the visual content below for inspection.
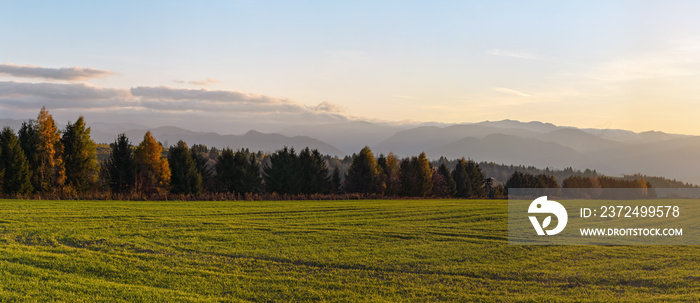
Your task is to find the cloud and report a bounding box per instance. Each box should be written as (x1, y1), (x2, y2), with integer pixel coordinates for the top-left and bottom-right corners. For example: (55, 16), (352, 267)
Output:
(0, 81), (130, 108)
(492, 87), (531, 97)
(131, 86), (286, 104)
(486, 49), (536, 59)
(173, 77), (220, 86)
(0, 82), (349, 129)
(0, 64), (115, 81)
(308, 101), (344, 113)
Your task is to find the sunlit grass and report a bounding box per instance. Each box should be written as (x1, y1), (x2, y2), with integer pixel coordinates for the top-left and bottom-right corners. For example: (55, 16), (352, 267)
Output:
(0, 199), (697, 302)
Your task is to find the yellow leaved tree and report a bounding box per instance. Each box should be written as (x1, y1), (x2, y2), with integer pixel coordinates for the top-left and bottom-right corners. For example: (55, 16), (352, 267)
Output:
(134, 131), (171, 195)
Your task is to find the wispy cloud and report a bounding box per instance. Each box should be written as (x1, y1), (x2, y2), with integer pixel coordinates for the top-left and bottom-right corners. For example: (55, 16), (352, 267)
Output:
(492, 87), (531, 97)
(308, 101), (344, 114)
(486, 49), (536, 59)
(173, 77), (220, 86)
(0, 81), (347, 126)
(0, 64), (114, 81)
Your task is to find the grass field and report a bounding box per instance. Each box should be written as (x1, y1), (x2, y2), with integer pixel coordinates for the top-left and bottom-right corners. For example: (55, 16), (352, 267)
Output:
(0, 199), (698, 302)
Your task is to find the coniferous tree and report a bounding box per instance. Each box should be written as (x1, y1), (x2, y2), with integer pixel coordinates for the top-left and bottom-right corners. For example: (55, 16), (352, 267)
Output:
(0, 127), (33, 194)
(399, 157), (417, 196)
(62, 116), (99, 192)
(18, 120), (40, 191)
(331, 167), (342, 194)
(436, 163), (456, 197)
(263, 147), (301, 194)
(106, 134), (136, 194)
(399, 153), (433, 197)
(466, 160), (486, 198)
(134, 131), (171, 195)
(344, 146), (382, 194)
(168, 140), (202, 195)
(216, 148), (261, 194)
(36, 107), (66, 192)
(190, 144), (213, 190)
(452, 158), (471, 198)
(299, 147), (331, 194)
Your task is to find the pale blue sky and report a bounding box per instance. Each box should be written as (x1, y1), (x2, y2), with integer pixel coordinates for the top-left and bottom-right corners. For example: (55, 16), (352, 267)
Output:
(2, 1), (700, 134)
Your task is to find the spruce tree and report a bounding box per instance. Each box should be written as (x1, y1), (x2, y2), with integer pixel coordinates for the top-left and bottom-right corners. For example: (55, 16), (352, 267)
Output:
(436, 163), (456, 197)
(62, 116), (99, 192)
(106, 134), (136, 194)
(467, 160), (486, 198)
(18, 120), (40, 191)
(263, 147), (301, 194)
(0, 127), (33, 194)
(452, 158), (471, 198)
(168, 140), (202, 195)
(344, 146), (382, 194)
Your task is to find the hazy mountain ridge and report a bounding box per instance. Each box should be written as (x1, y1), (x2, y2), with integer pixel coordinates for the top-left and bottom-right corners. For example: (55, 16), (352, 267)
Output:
(4, 117), (700, 184)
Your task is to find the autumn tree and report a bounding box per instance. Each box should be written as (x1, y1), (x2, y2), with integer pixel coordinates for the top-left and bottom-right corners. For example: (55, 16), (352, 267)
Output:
(36, 107), (66, 192)
(62, 116), (99, 192)
(378, 153), (400, 196)
(0, 127), (33, 194)
(344, 146), (383, 194)
(168, 140), (202, 195)
(215, 148), (261, 194)
(105, 134), (136, 194)
(399, 153), (433, 197)
(134, 131), (171, 195)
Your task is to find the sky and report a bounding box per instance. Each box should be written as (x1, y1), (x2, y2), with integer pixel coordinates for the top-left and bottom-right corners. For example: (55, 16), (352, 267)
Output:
(2, 1), (700, 134)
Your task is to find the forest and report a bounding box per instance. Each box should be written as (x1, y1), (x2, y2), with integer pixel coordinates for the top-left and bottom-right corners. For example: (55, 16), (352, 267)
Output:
(0, 108), (684, 200)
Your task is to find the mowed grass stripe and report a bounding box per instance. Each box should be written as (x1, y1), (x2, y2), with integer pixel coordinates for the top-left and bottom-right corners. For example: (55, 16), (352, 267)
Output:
(0, 199), (698, 302)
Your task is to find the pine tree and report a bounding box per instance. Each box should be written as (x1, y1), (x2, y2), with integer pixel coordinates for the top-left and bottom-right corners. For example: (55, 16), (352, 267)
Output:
(331, 167), (342, 194)
(399, 157), (417, 196)
(62, 116), (99, 192)
(36, 107), (65, 192)
(344, 146), (382, 194)
(216, 148), (261, 194)
(106, 134), (136, 194)
(436, 163), (456, 197)
(299, 148), (331, 194)
(263, 147), (301, 194)
(466, 160), (486, 198)
(134, 131), (171, 195)
(168, 140), (202, 195)
(0, 127), (33, 194)
(452, 158), (471, 198)
(190, 144), (213, 190)
(18, 120), (40, 191)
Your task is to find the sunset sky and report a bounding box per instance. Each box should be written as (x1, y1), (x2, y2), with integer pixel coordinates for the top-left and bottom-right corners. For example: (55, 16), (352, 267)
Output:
(2, 1), (700, 134)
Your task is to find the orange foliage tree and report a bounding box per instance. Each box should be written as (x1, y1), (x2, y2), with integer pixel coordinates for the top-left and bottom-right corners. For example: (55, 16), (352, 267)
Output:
(134, 131), (171, 195)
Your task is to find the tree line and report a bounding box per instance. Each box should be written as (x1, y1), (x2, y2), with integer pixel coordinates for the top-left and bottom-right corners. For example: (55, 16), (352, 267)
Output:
(0, 108), (495, 199)
(0, 108), (660, 200)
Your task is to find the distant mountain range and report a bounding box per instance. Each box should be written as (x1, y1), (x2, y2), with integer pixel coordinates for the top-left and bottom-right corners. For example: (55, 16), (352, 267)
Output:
(1, 118), (699, 185)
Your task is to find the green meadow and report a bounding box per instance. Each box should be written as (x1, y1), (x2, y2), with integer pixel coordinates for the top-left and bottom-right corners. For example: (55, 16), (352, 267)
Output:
(0, 199), (697, 302)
